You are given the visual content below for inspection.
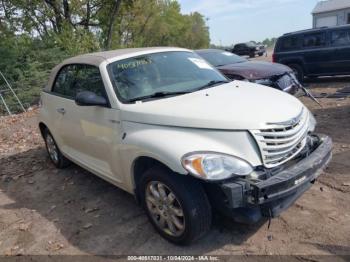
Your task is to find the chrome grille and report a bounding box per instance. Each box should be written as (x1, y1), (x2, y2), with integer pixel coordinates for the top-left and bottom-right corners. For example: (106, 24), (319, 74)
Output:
(251, 108), (309, 168)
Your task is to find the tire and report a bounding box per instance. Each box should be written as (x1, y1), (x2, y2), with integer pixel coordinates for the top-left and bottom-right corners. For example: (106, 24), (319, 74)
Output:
(258, 52), (263, 57)
(43, 129), (70, 168)
(249, 52), (255, 58)
(288, 63), (304, 82)
(139, 166), (212, 245)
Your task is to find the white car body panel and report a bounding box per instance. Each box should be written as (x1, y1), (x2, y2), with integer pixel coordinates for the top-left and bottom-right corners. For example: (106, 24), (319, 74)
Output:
(119, 81), (303, 130)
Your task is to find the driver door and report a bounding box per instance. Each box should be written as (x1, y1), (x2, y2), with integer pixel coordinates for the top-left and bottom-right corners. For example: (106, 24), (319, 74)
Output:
(52, 64), (123, 182)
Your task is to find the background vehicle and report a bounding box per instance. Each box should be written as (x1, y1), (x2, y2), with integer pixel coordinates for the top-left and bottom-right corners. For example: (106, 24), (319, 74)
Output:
(256, 44), (267, 56)
(273, 25), (350, 81)
(231, 42), (262, 57)
(196, 49), (301, 94)
(39, 47), (332, 245)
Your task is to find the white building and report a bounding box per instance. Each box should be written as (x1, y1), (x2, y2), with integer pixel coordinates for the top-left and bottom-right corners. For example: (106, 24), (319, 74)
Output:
(312, 0), (350, 28)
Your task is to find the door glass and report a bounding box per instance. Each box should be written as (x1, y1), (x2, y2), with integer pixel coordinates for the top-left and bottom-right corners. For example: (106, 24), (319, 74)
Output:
(73, 65), (106, 97)
(303, 33), (326, 48)
(280, 36), (300, 51)
(331, 30), (350, 46)
(52, 64), (106, 99)
(52, 65), (78, 96)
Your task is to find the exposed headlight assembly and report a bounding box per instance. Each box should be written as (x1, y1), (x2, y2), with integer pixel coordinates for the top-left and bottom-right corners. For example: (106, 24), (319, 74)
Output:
(181, 152), (253, 181)
(252, 78), (273, 86)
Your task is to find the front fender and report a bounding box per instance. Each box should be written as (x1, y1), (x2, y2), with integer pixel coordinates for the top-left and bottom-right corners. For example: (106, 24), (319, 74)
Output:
(119, 121), (262, 191)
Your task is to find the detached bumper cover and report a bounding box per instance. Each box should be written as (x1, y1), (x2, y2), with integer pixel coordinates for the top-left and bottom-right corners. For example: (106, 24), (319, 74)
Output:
(208, 134), (332, 222)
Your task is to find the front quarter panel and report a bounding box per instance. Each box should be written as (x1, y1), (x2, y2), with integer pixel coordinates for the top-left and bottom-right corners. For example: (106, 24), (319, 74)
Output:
(119, 122), (262, 192)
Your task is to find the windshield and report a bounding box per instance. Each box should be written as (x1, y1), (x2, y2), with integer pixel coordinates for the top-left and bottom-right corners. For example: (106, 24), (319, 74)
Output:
(198, 51), (247, 67)
(107, 51), (227, 103)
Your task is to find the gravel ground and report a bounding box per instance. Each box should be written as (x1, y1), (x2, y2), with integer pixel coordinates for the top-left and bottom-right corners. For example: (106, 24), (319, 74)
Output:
(0, 54), (349, 258)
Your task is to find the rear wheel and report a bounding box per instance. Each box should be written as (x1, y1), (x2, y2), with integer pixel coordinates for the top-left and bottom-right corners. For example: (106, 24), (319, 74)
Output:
(44, 129), (70, 168)
(139, 166), (212, 245)
(288, 63), (304, 82)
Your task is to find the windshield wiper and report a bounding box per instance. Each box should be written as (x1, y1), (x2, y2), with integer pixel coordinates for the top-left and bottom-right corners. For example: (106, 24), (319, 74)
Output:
(128, 91), (191, 102)
(194, 80), (229, 91)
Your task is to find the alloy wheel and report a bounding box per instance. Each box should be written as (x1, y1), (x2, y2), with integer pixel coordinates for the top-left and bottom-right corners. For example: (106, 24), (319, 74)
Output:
(145, 181), (185, 237)
(46, 134), (59, 164)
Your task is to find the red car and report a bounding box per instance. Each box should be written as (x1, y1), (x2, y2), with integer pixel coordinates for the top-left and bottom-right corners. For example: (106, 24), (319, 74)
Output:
(196, 49), (301, 95)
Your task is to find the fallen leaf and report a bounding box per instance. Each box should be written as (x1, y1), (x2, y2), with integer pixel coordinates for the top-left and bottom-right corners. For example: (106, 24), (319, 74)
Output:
(18, 223), (30, 231)
(85, 207), (99, 214)
(27, 179), (35, 184)
(83, 223), (93, 229)
(49, 205), (56, 212)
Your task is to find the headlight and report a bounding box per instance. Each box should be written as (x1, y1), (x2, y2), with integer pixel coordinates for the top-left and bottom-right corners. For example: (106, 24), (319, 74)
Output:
(252, 78), (272, 86)
(308, 110), (317, 132)
(181, 152), (253, 181)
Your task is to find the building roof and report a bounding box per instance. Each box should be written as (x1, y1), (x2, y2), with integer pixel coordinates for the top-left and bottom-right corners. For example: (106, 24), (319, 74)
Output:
(312, 0), (350, 14)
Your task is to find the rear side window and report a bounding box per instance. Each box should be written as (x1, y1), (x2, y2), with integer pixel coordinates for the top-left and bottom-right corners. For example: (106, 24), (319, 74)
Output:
(279, 36), (300, 51)
(331, 30), (350, 46)
(303, 33), (326, 48)
(52, 64), (106, 99)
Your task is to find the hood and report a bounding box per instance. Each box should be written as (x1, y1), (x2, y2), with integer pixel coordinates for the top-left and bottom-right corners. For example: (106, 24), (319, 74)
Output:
(121, 81), (305, 130)
(217, 61), (292, 80)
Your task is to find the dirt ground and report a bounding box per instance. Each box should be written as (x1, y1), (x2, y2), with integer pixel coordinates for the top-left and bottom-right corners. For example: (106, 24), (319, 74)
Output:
(0, 53), (349, 258)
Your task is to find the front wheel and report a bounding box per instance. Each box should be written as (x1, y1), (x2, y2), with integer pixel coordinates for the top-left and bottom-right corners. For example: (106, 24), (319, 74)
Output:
(139, 166), (212, 245)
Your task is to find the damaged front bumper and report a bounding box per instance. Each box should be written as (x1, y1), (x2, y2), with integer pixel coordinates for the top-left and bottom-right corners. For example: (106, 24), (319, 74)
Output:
(205, 134), (332, 224)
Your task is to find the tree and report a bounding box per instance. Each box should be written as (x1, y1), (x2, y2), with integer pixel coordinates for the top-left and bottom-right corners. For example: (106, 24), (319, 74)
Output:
(0, 0), (210, 114)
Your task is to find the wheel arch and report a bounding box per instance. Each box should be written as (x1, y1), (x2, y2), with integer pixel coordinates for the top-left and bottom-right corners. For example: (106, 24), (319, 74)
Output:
(281, 58), (305, 71)
(131, 156), (183, 203)
(38, 122), (48, 138)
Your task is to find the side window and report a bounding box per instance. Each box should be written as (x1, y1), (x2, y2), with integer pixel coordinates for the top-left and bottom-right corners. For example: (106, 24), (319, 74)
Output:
(52, 64), (106, 99)
(303, 33), (326, 48)
(280, 36), (300, 51)
(74, 65), (106, 97)
(52, 65), (77, 96)
(331, 30), (350, 46)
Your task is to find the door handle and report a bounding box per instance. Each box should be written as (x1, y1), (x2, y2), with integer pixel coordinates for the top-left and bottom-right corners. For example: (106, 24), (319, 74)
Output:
(56, 108), (66, 115)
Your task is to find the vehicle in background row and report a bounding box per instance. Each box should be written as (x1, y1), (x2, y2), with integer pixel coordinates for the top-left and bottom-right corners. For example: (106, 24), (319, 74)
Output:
(39, 47), (332, 245)
(196, 49), (301, 95)
(231, 42), (264, 58)
(257, 44), (267, 56)
(273, 25), (350, 81)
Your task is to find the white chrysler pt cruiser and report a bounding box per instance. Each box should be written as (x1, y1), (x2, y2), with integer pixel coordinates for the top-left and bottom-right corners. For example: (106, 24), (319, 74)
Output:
(39, 47), (332, 245)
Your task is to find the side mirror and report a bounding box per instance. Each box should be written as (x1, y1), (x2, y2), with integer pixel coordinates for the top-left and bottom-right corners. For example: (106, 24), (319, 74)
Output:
(75, 91), (108, 107)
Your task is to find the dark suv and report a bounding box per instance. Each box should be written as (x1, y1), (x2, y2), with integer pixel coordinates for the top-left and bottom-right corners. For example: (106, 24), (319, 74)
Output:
(231, 42), (264, 57)
(273, 25), (350, 81)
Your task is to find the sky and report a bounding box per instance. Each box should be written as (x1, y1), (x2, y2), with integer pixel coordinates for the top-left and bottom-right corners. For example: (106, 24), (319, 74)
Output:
(178, 0), (320, 46)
